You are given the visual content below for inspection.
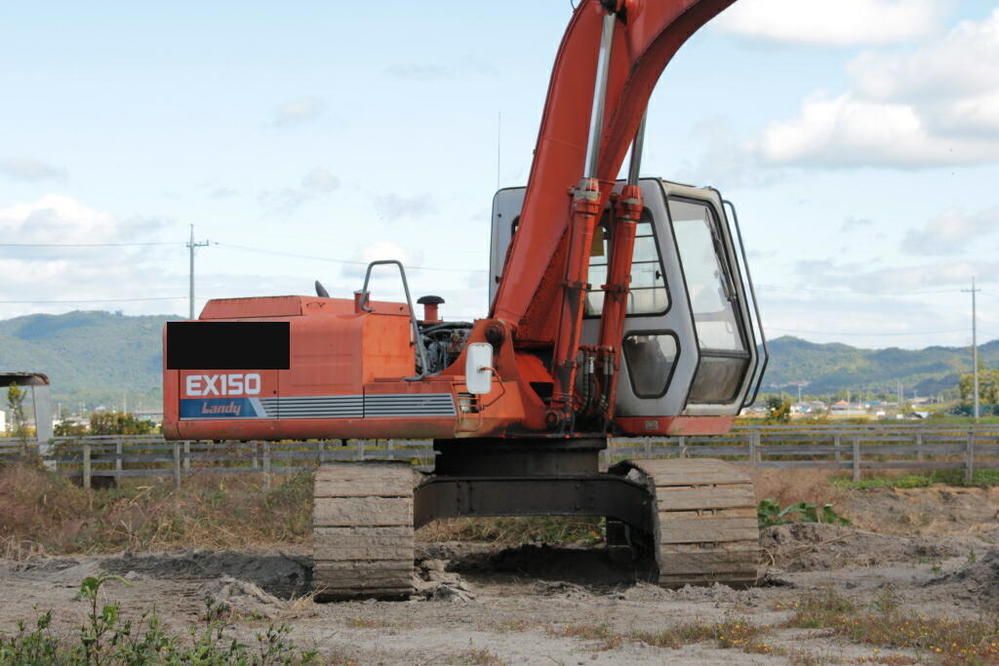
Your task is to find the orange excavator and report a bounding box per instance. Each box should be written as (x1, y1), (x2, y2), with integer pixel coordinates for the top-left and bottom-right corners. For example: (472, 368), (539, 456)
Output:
(163, 0), (768, 597)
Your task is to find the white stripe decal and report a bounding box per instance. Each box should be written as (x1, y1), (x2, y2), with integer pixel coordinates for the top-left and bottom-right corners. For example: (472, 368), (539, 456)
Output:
(182, 393), (456, 419)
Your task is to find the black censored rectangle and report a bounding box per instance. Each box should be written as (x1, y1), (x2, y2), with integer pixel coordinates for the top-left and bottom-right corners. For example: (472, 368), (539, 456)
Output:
(166, 321), (290, 370)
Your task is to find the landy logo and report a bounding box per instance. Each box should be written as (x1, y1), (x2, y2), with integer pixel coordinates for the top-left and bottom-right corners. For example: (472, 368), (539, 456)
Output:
(185, 373), (262, 397)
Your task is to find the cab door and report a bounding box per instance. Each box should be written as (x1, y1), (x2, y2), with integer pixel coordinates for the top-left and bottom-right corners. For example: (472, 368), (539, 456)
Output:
(580, 179), (758, 421)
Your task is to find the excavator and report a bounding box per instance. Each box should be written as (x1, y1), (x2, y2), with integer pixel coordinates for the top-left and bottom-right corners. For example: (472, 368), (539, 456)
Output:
(162, 0), (768, 598)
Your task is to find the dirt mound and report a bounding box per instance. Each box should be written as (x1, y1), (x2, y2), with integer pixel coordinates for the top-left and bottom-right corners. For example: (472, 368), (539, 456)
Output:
(208, 576), (283, 619)
(102, 550), (312, 599)
(927, 548), (999, 607)
(761, 523), (957, 571)
(412, 558), (475, 602)
(841, 487), (999, 535)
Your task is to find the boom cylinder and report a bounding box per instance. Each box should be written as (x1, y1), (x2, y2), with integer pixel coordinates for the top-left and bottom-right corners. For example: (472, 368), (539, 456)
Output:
(592, 115), (646, 421)
(548, 7), (618, 430)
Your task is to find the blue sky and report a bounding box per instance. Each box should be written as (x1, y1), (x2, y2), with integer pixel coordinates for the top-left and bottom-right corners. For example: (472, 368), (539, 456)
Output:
(2, 0), (998, 350)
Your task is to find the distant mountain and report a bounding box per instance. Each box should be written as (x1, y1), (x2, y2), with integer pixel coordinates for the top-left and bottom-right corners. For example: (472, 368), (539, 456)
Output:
(764, 335), (988, 398)
(0, 310), (178, 412)
(0, 311), (985, 411)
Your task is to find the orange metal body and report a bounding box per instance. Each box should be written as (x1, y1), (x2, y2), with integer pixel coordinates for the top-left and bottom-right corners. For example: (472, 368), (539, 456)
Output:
(162, 0), (743, 441)
(163, 294), (728, 440)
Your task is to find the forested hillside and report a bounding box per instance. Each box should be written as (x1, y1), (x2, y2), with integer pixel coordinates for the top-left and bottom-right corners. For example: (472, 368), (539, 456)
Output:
(0, 311), (988, 408)
(764, 336), (993, 398)
(0, 311), (176, 411)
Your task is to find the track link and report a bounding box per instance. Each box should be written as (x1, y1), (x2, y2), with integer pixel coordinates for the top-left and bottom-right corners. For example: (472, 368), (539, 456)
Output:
(312, 463), (416, 600)
(625, 458), (761, 587)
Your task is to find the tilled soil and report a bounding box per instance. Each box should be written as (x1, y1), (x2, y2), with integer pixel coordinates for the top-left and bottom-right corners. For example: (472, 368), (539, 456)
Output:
(2, 487), (998, 664)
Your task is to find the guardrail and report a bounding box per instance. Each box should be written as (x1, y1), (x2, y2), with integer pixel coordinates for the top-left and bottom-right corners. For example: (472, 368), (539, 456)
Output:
(2, 425), (998, 488)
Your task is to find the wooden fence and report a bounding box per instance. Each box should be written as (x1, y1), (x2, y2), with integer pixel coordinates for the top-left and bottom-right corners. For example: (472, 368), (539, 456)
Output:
(2, 425), (998, 489)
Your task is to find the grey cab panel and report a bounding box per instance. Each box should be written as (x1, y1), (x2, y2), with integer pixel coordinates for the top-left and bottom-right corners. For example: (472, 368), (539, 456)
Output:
(489, 178), (759, 418)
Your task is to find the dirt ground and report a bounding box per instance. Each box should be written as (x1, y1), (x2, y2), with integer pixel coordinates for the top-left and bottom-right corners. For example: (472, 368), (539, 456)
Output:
(2, 486), (998, 665)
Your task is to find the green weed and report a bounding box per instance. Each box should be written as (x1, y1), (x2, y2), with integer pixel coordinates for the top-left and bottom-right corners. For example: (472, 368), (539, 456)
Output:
(0, 575), (317, 665)
(757, 498), (850, 528)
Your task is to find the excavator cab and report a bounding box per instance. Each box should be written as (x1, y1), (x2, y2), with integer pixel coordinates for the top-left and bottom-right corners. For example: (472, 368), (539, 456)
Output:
(489, 178), (767, 435)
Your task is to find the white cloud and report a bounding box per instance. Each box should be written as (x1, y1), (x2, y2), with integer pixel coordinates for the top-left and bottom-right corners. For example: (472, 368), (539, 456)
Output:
(270, 97), (326, 127)
(793, 256), (997, 294)
(901, 207), (999, 256)
(0, 196), (185, 319)
(0, 157), (67, 183)
(373, 193), (437, 221)
(0, 195), (116, 243)
(384, 64), (450, 81)
(258, 168), (339, 215)
(301, 167), (339, 194)
(758, 93), (999, 167)
(848, 10), (999, 101)
(341, 241), (425, 282)
(715, 0), (946, 46)
(756, 9), (999, 168)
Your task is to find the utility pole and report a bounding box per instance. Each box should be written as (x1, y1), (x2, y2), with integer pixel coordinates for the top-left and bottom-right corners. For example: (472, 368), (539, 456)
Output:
(962, 277), (981, 421)
(187, 224), (209, 319)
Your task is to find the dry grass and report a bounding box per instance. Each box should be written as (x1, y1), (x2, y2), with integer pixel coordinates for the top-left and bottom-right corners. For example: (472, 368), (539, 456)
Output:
(452, 648), (506, 665)
(0, 462), (313, 557)
(783, 588), (999, 665)
(751, 468), (845, 507)
(548, 617), (778, 655)
(417, 516), (604, 545)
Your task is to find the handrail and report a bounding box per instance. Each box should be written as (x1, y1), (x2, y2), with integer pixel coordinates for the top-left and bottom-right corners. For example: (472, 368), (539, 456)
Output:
(358, 259), (431, 380)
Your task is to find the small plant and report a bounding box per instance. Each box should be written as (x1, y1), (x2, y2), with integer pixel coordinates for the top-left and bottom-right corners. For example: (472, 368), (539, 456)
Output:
(0, 576), (318, 665)
(6, 383), (30, 451)
(757, 498), (850, 528)
(784, 587), (857, 629)
(872, 586), (901, 617)
(0, 612), (61, 664)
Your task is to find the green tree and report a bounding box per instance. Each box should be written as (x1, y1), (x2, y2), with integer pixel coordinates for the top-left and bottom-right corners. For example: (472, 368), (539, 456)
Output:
(89, 411), (156, 436)
(54, 419), (88, 437)
(6, 382), (29, 447)
(764, 396), (792, 424)
(958, 364), (999, 405)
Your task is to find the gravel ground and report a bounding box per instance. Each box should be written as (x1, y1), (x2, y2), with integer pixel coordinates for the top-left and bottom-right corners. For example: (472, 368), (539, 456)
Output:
(2, 487), (998, 664)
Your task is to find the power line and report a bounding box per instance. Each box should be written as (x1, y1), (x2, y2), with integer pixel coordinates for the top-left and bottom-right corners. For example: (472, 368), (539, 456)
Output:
(757, 283), (970, 297)
(0, 241), (184, 247)
(214, 242), (488, 274)
(766, 326), (967, 337)
(0, 296), (183, 304)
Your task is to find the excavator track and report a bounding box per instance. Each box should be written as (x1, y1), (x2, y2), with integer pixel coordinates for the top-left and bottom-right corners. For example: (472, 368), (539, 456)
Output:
(312, 463), (416, 600)
(624, 458), (761, 587)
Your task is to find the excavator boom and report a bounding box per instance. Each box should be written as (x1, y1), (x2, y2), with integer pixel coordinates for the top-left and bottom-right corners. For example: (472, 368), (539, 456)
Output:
(492, 0), (736, 335)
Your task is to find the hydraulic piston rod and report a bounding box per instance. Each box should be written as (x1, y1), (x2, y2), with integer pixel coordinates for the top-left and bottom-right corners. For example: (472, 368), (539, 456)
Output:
(549, 7), (618, 429)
